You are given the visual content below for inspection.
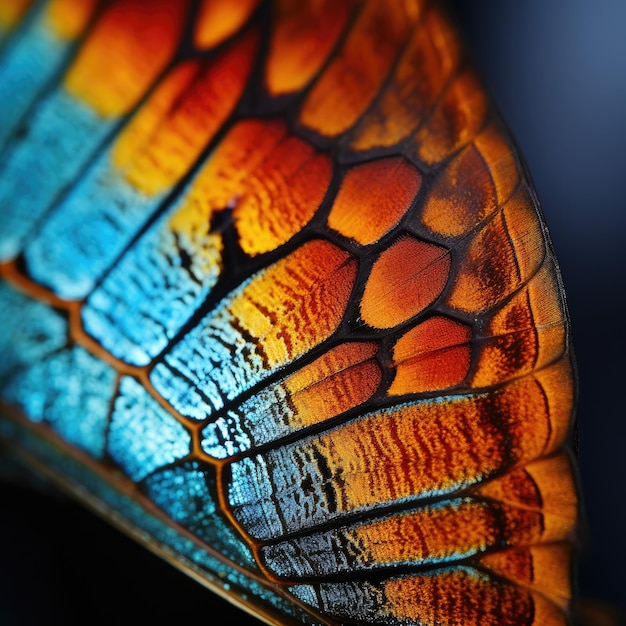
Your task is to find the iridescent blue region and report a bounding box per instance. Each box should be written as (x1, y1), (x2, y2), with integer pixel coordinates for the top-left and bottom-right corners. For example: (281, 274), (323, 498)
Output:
(1, 345), (116, 458)
(150, 273), (282, 421)
(107, 376), (191, 481)
(201, 378), (302, 459)
(201, 410), (253, 459)
(228, 455), (315, 541)
(0, 89), (114, 261)
(0, 282), (67, 378)
(22, 149), (176, 299)
(0, 418), (316, 624)
(143, 461), (257, 570)
(0, 3), (76, 150)
(292, 579), (386, 622)
(81, 202), (222, 366)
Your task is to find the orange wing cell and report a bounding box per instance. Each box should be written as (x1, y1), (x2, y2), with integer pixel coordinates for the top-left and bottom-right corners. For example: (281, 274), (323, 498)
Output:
(195, 0), (259, 49)
(389, 316), (471, 394)
(328, 157), (421, 245)
(360, 235), (451, 328)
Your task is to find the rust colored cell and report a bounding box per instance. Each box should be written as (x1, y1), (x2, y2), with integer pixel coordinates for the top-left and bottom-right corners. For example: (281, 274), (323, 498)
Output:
(479, 544), (573, 612)
(506, 361), (574, 461)
(389, 316), (471, 394)
(360, 236), (450, 329)
(234, 135), (332, 256)
(421, 143), (496, 238)
(112, 32), (258, 195)
(472, 263), (567, 388)
(194, 0), (259, 49)
(299, 0), (416, 137)
(528, 266), (569, 368)
(328, 157), (421, 245)
(303, 369), (564, 518)
(265, 0), (355, 95)
(46, 0), (99, 40)
(477, 454), (578, 542)
(413, 67), (488, 165)
(64, 0), (189, 117)
(421, 124), (519, 237)
(345, 500), (548, 569)
(385, 569), (566, 626)
(474, 124), (521, 208)
(350, 5), (461, 151)
(281, 342), (381, 429)
(447, 187), (545, 314)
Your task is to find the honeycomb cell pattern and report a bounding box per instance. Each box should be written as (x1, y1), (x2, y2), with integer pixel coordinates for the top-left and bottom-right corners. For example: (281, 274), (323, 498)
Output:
(0, 1), (577, 625)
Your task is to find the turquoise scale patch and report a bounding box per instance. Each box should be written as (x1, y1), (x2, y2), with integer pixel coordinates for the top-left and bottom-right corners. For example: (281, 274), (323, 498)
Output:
(143, 461), (257, 570)
(0, 281), (67, 379)
(201, 380), (297, 459)
(0, 88), (114, 261)
(201, 409), (253, 459)
(150, 277), (273, 421)
(23, 148), (185, 299)
(81, 199), (222, 366)
(0, 2), (78, 151)
(108, 376), (191, 482)
(1, 345), (116, 458)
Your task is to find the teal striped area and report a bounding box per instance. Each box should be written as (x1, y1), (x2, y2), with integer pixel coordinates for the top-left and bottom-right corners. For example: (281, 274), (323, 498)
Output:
(108, 376), (191, 481)
(0, 88), (114, 262)
(81, 196), (222, 366)
(1, 346), (116, 458)
(0, 1), (77, 150)
(0, 281), (67, 379)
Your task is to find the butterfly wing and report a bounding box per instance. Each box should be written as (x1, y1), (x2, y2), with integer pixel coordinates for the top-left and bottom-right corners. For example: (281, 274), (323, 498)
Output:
(0, 1), (578, 624)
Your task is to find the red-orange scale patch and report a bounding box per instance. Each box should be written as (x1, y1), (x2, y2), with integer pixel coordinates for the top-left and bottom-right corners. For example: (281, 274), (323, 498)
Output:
(412, 68), (488, 166)
(389, 316), (471, 394)
(350, 3), (462, 152)
(360, 236), (450, 329)
(384, 569), (567, 626)
(233, 134), (332, 256)
(112, 31), (258, 196)
(328, 157), (421, 245)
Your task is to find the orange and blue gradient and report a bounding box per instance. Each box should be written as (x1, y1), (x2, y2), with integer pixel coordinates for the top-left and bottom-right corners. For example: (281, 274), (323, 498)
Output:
(0, 1), (578, 624)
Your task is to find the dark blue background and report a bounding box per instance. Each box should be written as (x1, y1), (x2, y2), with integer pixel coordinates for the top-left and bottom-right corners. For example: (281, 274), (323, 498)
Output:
(2, 2), (625, 624)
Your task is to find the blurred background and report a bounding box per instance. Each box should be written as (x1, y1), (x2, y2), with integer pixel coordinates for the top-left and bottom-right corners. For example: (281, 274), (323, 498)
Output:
(2, 1), (625, 624)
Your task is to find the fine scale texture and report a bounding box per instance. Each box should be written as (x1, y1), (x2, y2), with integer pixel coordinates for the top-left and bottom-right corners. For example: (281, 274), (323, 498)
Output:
(0, 1), (578, 624)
